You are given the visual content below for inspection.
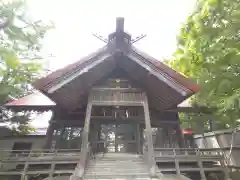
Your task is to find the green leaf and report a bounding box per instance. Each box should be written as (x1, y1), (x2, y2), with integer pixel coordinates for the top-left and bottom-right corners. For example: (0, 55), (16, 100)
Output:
(167, 0), (240, 130)
(0, 0), (53, 133)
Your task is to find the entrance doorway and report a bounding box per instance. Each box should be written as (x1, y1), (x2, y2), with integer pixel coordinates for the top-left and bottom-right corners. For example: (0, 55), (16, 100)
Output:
(98, 123), (138, 153)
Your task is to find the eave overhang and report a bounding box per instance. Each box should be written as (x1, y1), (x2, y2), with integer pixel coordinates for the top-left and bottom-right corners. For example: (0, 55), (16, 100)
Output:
(4, 91), (56, 111)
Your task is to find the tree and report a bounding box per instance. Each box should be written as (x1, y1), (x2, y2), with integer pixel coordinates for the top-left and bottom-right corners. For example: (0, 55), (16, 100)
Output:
(0, 0), (53, 133)
(166, 0), (240, 130)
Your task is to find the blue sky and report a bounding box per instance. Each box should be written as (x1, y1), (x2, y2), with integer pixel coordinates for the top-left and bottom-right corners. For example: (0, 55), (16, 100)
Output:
(27, 0), (196, 127)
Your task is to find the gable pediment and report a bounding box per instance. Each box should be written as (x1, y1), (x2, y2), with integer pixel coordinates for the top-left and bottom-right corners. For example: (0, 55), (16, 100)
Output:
(31, 18), (200, 111)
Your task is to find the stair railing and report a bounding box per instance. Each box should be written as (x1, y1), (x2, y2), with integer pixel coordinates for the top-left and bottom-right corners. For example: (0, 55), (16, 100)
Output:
(69, 142), (91, 180)
(143, 140), (159, 178)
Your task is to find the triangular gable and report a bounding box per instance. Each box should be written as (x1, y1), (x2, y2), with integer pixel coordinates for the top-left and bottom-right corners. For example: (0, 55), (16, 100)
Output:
(34, 47), (199, 95)
(34, 46), (108, 90)
(31, 18), (200, 110)
(131, 47), (200, 93)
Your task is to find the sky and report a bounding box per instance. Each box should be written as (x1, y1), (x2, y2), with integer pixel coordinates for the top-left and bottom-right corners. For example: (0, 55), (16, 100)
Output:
(28, 0), (196, 71)
(27, 0), (196, 127)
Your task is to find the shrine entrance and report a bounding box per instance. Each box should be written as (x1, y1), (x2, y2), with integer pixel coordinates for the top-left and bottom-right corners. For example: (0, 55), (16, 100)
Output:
(91, 122), (142, 154)
(90, 105), (143, 154)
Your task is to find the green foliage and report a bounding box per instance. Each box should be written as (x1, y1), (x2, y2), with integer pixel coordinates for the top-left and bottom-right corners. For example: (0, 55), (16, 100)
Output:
(167, 0), (240, 130)
(0, 0), (53, 133)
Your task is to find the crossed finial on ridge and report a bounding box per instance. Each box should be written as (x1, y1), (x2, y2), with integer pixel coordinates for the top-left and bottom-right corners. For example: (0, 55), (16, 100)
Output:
(92, 17), (146, 44)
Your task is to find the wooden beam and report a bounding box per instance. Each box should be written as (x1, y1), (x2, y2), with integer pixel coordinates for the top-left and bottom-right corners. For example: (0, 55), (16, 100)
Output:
(91, 101), (142, 106)
(47, 52), (110, 93)
(143, 95), (157, 176)
(43, 122), (55, 149)
(136, 123), (141, 154)
(51, 118), (178, 128)
(71, 101), (92, 179)
(127, 53), (189, 96)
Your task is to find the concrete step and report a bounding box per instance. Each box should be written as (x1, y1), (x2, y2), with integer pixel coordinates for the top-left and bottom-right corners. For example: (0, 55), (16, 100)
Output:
(85, 171), (149, 175)
(44, 174), (190, 180)
(162, 174), (193, 180)
(87, 166), (148, 169)
(44, 176), (70, 180)
(95, 153), (140, 156)
(83, 153), (153, 179)
(88, 162), (145, 164)
(85, 169), (149, 174)
(84, 173), (150, 179)
(87, 165), (148, 170)
(87, 163), (146, 167)
(84, 177), (153, 180)
(94, 153), (142, 159)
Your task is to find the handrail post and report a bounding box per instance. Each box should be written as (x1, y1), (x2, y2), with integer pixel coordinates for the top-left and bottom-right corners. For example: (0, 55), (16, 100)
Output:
(196, 149), (207, 180)
(49, 149), (58, 178)
(218, 150), (230, 180)
(20, 149), (32, 180)
(174, 149), (180, 175)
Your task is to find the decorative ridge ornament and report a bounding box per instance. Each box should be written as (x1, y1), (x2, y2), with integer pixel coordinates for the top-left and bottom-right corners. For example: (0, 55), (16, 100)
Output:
(92, 17), (146, 49)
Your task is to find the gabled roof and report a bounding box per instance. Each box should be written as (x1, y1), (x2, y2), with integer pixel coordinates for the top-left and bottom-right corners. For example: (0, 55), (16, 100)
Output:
(34, 46), (108, 91)
(7, 18), (200, 111)
(34, 46), (199, 94)
(5, 91), (55, 111)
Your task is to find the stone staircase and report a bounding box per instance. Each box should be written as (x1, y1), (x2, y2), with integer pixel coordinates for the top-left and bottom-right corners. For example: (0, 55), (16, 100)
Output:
(82, 153), (192, 180)
(41, 153), (193, 180)
(83, 153), (150, 179)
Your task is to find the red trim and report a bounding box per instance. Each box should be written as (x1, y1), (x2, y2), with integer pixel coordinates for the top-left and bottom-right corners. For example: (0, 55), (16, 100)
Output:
(182, 129), (193, 135)
(5, 91), (56, 106)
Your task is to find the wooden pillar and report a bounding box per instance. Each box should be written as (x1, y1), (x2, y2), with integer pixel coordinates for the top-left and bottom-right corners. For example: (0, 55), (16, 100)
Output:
(115, 124), (118, 152)
(176, 124), (185, 148)
(140, 124), (144, 154)
(143, 95), (156, 177)
(168, 126), (173, 148)
(43, 121), (55, 149)
(163, 127), (168, 148)
(136, 123), (141, 154)
(71, 101), (92, 180)
(81, 102), (93, 151)
(91, 122), (101, 154)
